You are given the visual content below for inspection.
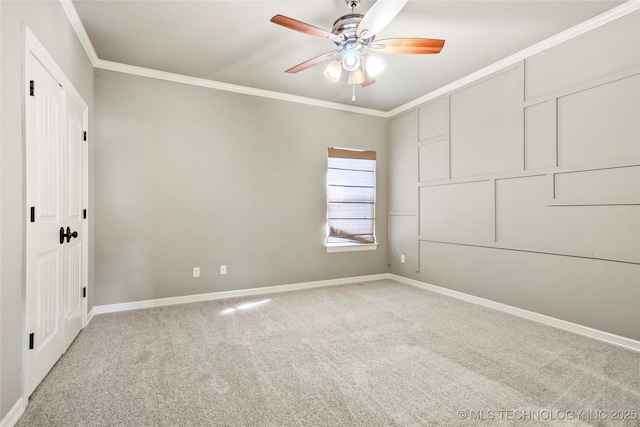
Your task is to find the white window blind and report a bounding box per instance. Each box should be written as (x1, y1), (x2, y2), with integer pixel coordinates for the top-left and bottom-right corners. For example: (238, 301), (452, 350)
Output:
(327, 148), (376, 245)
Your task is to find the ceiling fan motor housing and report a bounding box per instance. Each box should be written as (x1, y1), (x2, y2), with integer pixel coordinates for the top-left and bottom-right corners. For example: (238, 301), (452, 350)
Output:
(332, 14), (375, 47)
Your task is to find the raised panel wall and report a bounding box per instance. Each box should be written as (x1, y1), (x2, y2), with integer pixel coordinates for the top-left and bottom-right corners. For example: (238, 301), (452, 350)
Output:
(525, 100), (557, 170)
(525, 11), (640, 101)
(389, 111), (419, 270)
(450, 66), (523, 178)
(554, 166), (640, 205)
(419, 98), (447, 141)
(418, 241), (640, 340)
(558, 75), (640, 166)
(389, 10), (640, 340)
(495, 175), (640, 263)
(411, 12), (640, 266)
(389, 111), (418, 212)
(389, 215), (418, 274)
(419, 141), (448, 182)
(419, 181), (493, 244)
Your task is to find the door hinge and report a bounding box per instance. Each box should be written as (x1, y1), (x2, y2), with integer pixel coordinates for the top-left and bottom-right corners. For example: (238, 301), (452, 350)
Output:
(83, 131), (87, 141)
(29, 80), (35, 96)
(30, 206), (35, 223)
(82, 287), (87, 298)
(83, 209), (87, 219)
(29, 333), (34, 350)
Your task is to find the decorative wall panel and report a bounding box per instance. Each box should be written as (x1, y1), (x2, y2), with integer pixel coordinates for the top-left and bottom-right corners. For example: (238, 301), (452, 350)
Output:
(496, 175), (639, 263)
(390, 111), (418, 212)
(450, 67), (523, 178)
(419, 98), (447, 142)
(420, 181), (493, 244)
(525, 11), (640, 100)
(554, 166), (640, 205)
(389, 10), (640, 341)
(419, 140), (449, 182)
(525, 100), (557, 170)
(558, 75), (640, 166)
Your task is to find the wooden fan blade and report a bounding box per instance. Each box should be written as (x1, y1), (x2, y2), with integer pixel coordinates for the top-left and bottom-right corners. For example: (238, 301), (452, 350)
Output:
(285, 50), (342, 74)
(373, 38), (445, 54)
(356, 0), (408, 39)
(271, 15), (341, 43)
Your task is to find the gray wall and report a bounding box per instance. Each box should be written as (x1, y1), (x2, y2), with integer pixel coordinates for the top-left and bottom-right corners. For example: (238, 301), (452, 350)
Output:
(0, 0), (94, 420)
(389, 11), (640, 341)
(94, 69), (388, 306)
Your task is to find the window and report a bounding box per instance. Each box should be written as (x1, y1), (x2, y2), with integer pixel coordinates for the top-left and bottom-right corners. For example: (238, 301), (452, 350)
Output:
(326, 148), (377, 252)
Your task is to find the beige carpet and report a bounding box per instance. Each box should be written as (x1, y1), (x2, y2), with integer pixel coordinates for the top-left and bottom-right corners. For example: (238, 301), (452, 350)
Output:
(17, 280), (640, 426)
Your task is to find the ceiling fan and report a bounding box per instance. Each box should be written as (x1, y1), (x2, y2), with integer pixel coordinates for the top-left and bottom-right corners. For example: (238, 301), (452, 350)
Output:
(270, 0), (445, 88)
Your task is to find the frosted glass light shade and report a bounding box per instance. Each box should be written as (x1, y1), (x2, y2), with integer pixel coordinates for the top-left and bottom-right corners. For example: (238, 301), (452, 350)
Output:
(348, 69), (364, 85)
(366, 55), (384, 78)
(324, 60), (342, 81)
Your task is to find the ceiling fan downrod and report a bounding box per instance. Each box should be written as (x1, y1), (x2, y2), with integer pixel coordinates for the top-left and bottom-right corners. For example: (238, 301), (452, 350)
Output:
(346, 0), (360, 13)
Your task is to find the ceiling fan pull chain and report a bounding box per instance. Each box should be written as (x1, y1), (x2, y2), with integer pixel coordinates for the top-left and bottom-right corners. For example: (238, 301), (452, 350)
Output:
(352, 85), (356, 102)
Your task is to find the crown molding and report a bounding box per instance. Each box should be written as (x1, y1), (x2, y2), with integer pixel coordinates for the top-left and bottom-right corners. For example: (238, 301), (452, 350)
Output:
(388, 0), (640, 117)
(60, 0), (638, 119)
(58, 0), (99, 66)
(57, 0), (387, 117)
(94, 59), (388, 117)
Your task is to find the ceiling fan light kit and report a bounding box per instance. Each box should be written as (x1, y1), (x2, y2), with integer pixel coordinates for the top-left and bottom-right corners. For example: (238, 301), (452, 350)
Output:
(365, 55), (384, 78)
(341, 49), (361, 72)
(271, 0), (445, 96)
(324, 60), (343, 81)
(348, 68), (364, 85)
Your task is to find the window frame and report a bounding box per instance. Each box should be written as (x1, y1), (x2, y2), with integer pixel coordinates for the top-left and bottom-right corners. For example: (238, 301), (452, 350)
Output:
(325, 147), (378, 253)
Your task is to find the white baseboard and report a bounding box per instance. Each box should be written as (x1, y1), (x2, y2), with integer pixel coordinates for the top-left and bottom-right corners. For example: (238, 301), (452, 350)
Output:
(390, 274), (640, 353)
(86, 307), (95, 324)
(0, 398), (24, 427)
(93, 274), (391, 315)
(91, 272), (638, 352)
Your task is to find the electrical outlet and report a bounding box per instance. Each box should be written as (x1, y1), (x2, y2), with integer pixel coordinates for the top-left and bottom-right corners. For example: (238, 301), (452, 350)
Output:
(193, 267), (200, 278)
(220, 265), (227, 275)
(400, 255), (405, 264)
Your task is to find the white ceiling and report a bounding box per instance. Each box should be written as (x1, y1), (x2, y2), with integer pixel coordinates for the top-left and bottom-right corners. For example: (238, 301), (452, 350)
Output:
(71, 0), (624, 112)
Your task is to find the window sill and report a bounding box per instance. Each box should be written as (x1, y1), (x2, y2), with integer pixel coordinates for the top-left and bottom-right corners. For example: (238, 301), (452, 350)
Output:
(325, 243), (379, 253)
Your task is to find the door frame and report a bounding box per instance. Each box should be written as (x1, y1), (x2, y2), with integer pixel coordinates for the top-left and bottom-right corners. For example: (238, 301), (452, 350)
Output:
(23, 26), (89, 401)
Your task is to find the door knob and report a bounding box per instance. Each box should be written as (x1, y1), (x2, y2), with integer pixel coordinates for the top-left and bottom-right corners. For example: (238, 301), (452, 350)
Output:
(59, 227), (79, 244)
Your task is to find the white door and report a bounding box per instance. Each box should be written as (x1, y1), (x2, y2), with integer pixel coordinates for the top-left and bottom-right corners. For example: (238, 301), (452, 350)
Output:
(62, 91), (85, 351)
(25, 52), (65, 397)
(25, 52), (87, 397)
